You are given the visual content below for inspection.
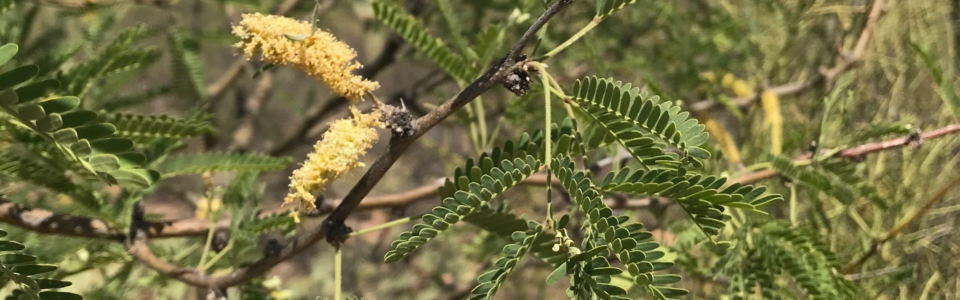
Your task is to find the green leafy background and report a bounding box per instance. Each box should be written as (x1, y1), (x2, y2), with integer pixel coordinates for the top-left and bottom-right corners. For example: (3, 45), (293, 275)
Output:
(0, 0), (958, 299)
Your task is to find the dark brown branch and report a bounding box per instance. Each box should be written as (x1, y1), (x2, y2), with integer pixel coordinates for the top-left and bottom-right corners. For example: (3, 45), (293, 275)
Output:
(0, 197), (124, 241)
(0, 176), (554, 241)
(689, 0), (886, 113)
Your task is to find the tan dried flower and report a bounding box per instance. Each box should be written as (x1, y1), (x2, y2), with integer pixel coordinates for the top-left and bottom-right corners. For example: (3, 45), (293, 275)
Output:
(284, 107), (384, 212)
(232, 13), (379, 101)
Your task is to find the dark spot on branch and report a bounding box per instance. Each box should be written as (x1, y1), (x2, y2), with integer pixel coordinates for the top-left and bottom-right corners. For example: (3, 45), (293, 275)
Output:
(907, 130), (923, 148)
(212, 229), (230, 253)
(324, 220), (352, 247)
(264, 239), (283, 257)
(499, 55), (533, 96)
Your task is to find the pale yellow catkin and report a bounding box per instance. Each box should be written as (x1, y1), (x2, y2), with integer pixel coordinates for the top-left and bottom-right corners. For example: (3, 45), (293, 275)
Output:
(700, 116), (742, 164)
(729, 79), (754, 98)
(720, 73), (755, 99)
(699, 71), (717, 83)
(232, 13), (379, 102)
(760, 89), (782, 155)
(720, 73), (735, 87)
(284, 108), (384, 212)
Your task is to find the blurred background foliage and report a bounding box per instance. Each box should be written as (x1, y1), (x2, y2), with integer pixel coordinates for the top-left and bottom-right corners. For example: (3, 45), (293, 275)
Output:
(1, 0), (959, 299)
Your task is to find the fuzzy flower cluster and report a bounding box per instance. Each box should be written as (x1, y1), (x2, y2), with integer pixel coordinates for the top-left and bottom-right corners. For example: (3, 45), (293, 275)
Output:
(232, 13), (379, 101)
(284, 108), (384, 212)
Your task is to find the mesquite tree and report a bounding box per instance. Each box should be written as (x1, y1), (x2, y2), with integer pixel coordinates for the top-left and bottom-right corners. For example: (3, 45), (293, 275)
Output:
(0, 0), (959, 299)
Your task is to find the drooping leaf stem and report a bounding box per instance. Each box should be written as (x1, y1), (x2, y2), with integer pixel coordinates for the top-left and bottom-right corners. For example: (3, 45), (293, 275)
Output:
(200, 241), (233, 271)
(335, 246), (342, 300)
(348, 215), (422, 237)
(539, 64), (578, 119)
(538, 63), (553, 168)
(196, 175), (222, 270)
(788, 185), (798, 226)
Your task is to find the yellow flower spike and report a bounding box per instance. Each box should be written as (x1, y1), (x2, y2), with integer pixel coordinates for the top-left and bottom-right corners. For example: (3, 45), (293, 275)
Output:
(761, 89), (783, 155)
(195, 197), (223, 220)
(701, 116), (742, 164)
(284, 107), (384, 212)
(232, 13), (379, 102)
(720, 73), (735, 87)
(290, 211), (301, 224)
(699, 71), (716, 83)
(729, 79), (755, 98)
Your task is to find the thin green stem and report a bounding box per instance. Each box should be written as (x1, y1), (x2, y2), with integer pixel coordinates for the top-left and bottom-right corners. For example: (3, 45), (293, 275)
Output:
(465, 104), (482, 155)
(335, 247), (342, 300)
(731, 162), (772, 179)
(196, 198), (216, 269)
(540, 17), (601, 59)
(200, 241), (234, 271)
(789, 185), (798, 226)
(543, 70), (576, 119)
(546, 168), (555, 229)
(535, 62), (552, 168)
(348, 215), (421, 237)
(474, 99), (488, 150)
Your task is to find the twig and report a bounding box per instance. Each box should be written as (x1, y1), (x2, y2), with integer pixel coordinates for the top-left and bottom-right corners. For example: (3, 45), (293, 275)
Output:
(204, 0), (324, 149)
(689, 0), (886, 113)
(732, 124), (960, 184)
(205, 60), (247, 101)
(4, 123), (958, 243)
(818, 0), (885, 88)
(0, 174), (664, 242)
(840, 175), (960, 275)
(227, 72), (274, 151)
(204, 0), (316, 100)
(0, 197), (124, 241)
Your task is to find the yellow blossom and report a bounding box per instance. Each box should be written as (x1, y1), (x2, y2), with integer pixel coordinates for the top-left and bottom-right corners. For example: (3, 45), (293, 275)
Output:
(699, 71), (716, 83)
(284, 107), (384, 212)
(729, 79), (755, 98)
(290, 211), (301, 224)
(195, 197), (222, 220)
(700, 116), (741, 164)
(760, 90), (782, 155)
(232, 13), (379, 101)
(720, 73), (735, 87)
